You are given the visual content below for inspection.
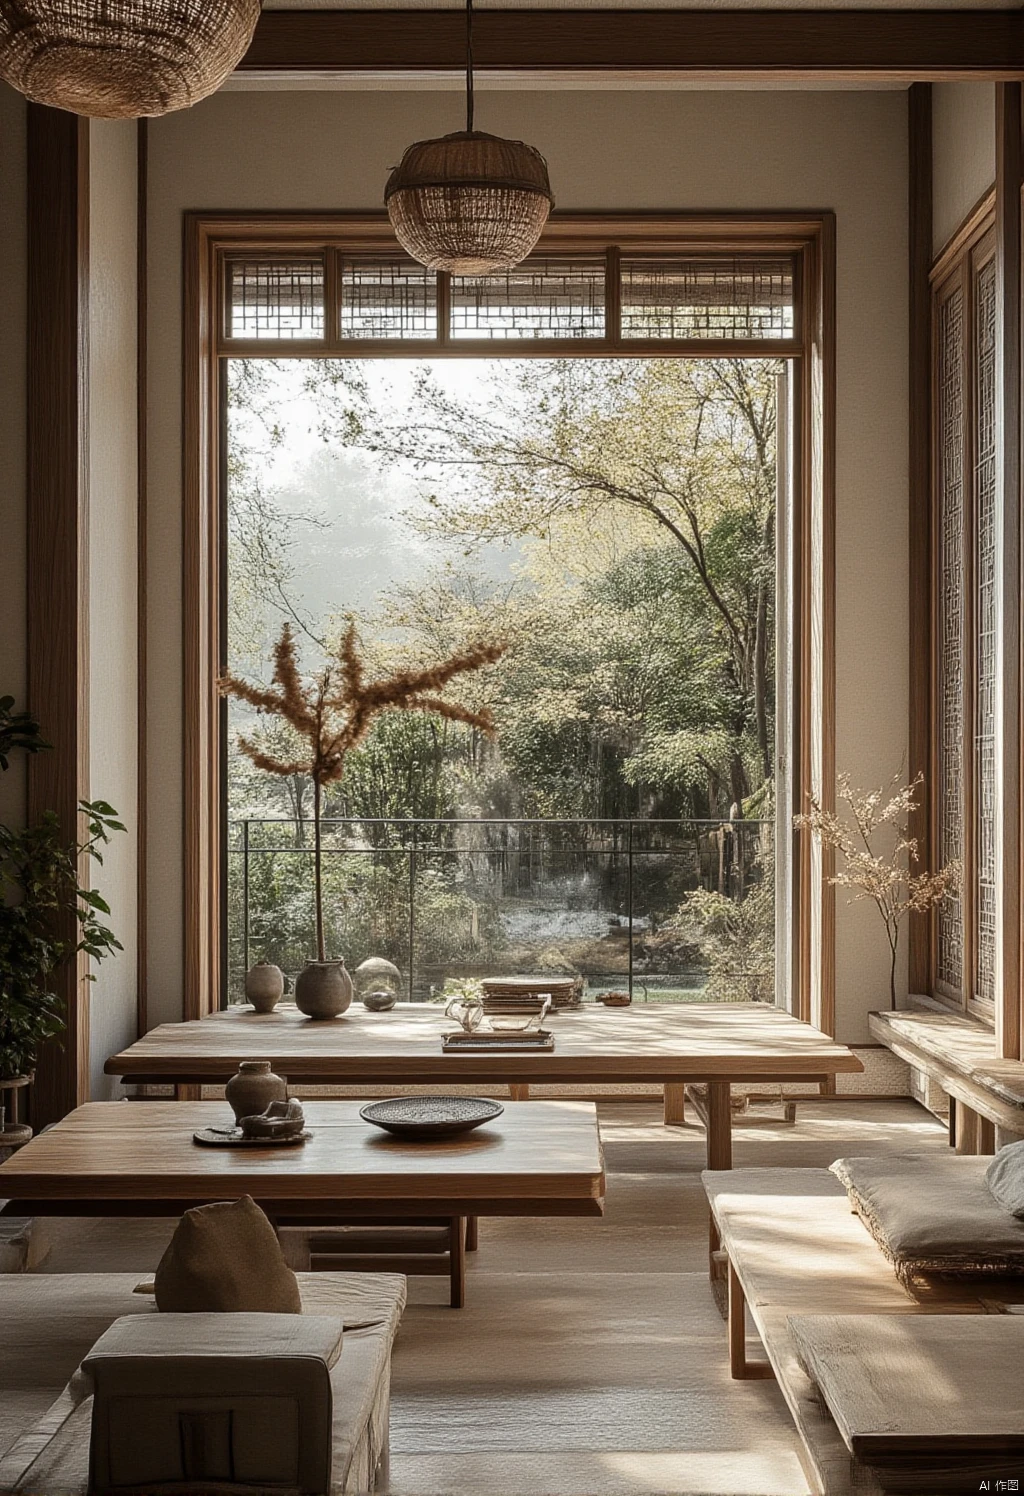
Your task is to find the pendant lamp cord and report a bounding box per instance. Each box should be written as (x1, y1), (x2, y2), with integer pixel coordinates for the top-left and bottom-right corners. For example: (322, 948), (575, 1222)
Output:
(465, 0), (475, 133)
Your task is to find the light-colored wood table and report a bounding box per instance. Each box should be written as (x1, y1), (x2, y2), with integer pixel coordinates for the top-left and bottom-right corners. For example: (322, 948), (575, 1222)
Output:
(106, 1002), (862, 1171)
(790, 1314), (1024, 1493)
(0, 1099), (604, 1307)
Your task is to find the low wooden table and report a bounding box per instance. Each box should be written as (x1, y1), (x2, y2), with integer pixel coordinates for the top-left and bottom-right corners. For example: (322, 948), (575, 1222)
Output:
(106, 1001), (861, 1171)
(790, 1314), (1024, 1493)
(0, 1099), (604, 1307)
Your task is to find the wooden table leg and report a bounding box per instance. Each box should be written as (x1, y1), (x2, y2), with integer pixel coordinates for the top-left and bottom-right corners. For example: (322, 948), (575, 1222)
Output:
(705, 1081), (732, 1170)
(449, 1216), (466, 1308)
(465, 1215), (479, 1252)
(709, 1215), (725, 1282)
(954, 1102), (982, 1155)
(509, 1083), (530, 1101)
(663, 1083), (686, 1127)
(174, 1084), (202, 1101)
(728, 1260), (773, 1380)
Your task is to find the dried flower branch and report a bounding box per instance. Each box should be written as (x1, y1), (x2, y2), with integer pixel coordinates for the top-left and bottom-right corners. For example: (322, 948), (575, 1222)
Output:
(796, 770), (960, 1009)
(220, 621), (505, 962)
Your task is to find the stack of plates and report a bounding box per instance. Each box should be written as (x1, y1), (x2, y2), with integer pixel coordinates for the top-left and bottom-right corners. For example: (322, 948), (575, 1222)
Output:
(480, 976), (581, 1010)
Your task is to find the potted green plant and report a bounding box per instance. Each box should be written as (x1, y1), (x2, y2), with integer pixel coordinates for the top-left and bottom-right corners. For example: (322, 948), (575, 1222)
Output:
(0, 696), (125, 1115)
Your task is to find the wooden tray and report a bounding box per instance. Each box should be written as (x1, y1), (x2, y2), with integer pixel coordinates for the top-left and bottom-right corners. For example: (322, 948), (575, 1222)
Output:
(193, 1126), (312, 1148)
(443, 1032), (555, 1054)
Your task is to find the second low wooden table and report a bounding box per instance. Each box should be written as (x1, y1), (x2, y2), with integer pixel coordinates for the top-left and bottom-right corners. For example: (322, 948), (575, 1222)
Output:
(0, 1099), (605, 1307)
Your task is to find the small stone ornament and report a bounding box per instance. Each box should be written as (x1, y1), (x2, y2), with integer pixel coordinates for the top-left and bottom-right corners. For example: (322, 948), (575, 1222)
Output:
(239, 1097), (307, 1141)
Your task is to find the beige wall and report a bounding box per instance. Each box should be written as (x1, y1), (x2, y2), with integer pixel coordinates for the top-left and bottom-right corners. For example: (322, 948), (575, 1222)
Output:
(88, 119), (139, 1099)
(0, 84), (26, 831)
(932, 83), (995, 257)
(147, 87), (909, 1043)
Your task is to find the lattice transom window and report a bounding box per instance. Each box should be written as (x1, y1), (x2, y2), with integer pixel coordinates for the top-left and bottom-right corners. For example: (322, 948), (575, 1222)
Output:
(450, 257), (606, 341)
(218, 247), (799, 350)
(226, 258), (325, 341)
(620, 256), (795, 341)
(341, 257), (437, 341)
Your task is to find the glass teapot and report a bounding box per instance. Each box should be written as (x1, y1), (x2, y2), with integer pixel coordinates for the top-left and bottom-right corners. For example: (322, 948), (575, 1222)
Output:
(445, 994), (485, 1033)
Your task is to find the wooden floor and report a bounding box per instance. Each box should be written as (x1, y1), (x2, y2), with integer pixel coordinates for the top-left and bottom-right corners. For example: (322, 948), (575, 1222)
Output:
(30, 1098), (950, 1496)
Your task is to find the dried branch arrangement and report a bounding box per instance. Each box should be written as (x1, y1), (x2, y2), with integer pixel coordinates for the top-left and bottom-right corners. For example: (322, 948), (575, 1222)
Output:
(220, 621), (505, 962)
(796, 772), (960, 1009)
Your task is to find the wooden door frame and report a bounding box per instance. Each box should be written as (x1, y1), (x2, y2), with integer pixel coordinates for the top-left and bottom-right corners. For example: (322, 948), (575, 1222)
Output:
(183, 210), (836, 1027)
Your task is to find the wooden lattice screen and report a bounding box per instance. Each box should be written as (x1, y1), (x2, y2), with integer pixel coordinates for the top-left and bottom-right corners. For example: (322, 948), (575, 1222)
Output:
(931, 214), (998, 1019)
(973, 255), (998, 1009)
(935, 282), (965, 1000)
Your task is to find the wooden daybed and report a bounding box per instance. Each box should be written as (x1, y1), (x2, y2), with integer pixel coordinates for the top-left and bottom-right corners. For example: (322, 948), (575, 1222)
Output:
(704, 1167), (1024, 1496)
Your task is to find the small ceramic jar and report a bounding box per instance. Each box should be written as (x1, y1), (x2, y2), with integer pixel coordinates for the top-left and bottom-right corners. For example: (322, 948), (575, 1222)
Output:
(244, 961), (285, 1014)
(225, 1060), (288, 1122)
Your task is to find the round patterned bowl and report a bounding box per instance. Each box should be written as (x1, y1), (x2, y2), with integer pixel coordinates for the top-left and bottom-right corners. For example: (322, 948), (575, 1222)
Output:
(359, 1095), (504, 1138)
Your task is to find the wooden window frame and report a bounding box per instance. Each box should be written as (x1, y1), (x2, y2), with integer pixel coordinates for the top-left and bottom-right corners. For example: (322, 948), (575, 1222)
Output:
(927, 192), (999, 1025)
(184, 210), (836, 1028)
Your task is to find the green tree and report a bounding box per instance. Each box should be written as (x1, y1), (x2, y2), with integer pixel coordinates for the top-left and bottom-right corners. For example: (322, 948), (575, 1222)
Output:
(337, 357), (778, 805)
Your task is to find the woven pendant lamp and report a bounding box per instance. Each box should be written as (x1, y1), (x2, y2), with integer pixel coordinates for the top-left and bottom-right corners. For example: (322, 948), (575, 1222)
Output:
(0, 0), (261, 118)
(385, 0), (553, 276)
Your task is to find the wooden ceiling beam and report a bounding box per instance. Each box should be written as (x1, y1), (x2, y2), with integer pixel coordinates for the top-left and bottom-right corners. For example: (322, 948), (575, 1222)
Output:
(239, 9), (1024, 82)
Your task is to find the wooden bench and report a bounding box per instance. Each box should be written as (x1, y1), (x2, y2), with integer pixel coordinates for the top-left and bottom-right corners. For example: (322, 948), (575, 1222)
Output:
(869, 1008), (1024, 1153)
(703, 1167), (1024, 1496)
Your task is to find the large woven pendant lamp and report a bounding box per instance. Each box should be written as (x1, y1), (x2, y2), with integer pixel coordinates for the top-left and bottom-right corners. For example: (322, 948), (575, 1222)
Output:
(0, 0), (261, 118)
(385, 0), (553, 276)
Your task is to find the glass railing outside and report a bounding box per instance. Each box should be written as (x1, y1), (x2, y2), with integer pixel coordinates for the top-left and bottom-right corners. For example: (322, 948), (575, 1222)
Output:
(225, 817), (775, 1006)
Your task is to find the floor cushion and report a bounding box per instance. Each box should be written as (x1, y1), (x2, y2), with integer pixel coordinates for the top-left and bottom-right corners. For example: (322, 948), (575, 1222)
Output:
(831, 1154), (1024, 1284)
(154, 1196), (301, 1314)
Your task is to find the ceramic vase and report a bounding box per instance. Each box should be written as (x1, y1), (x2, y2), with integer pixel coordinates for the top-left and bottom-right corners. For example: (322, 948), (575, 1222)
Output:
(294, 959), (354, 1020)
(244, 961), (285, 1014)
(225, 1059), (288, 1122)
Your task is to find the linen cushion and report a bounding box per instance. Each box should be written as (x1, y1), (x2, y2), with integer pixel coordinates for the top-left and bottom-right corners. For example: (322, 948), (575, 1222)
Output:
(830, 1153), (1024, 1284)
(986, 1139), (1024, 1219)
(84, 1312), (344, 1495)
(154, 1196), (302, 1314)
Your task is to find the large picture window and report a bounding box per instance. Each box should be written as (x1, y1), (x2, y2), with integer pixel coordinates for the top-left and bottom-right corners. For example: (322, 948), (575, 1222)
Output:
(184, 214), (835, 1025)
